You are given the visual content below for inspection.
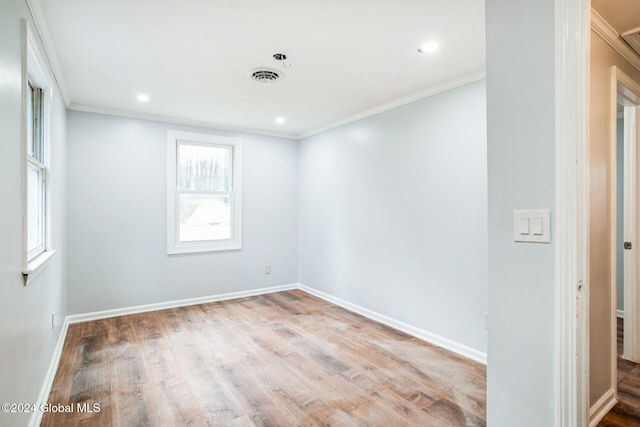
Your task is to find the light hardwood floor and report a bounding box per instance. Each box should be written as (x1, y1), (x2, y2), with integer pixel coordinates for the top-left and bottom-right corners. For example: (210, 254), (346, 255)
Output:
(42, 290), (486, 426)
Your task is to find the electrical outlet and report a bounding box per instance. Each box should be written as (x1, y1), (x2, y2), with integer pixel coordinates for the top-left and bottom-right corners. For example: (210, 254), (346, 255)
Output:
(51, 311), (55, 330)
(265, 264), (271, 275)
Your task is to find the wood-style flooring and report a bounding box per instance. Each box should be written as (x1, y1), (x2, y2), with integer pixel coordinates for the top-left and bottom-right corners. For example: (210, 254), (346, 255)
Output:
(42, 290), (486, 426)
(598, 317), (640, 426)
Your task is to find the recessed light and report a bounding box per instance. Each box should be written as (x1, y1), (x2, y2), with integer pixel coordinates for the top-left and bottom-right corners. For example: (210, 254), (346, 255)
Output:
(137, 94), (150, 102)
(275, 116), (286, 124)
(418, 41), (439, 54)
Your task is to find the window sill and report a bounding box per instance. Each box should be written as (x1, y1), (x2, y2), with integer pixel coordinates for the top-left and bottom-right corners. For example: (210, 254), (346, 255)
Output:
(22, 249), (56, 285)
(168, 242), (242, 255)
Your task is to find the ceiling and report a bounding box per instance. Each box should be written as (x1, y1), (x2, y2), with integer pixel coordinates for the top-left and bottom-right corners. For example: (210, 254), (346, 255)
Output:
(592, 0), (640, 35)
(33, 0), (485, 138)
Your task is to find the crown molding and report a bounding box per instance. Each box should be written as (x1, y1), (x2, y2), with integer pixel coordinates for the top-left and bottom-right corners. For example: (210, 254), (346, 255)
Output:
(297, 69), (486, 139)
(25, 0), (70, 106)
(68, 103), (298, 140)
(70, 69), (486, 141)
(591, 8), (640, 73)
(71, 70), (487, 141)
(26, 0), (486, 141)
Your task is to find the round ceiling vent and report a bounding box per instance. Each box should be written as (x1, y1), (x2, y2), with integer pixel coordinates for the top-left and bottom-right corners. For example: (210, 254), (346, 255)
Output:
(248, 67), (284, 84)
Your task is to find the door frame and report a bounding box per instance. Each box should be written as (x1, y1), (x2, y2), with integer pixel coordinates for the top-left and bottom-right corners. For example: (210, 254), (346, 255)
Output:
(616, 68), (640, 363)
(550, 2), (640, 426)
(555, 0), (590, 425)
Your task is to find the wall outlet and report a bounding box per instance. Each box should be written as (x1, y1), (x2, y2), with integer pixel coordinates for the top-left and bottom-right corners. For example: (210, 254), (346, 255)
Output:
(265, 264), (271, 275)
(51, 311), (55, 330)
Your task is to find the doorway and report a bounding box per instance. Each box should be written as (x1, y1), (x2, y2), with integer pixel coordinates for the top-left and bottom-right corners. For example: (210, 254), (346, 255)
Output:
(617, 75), (640, 366)
(597, 71), (640, 426)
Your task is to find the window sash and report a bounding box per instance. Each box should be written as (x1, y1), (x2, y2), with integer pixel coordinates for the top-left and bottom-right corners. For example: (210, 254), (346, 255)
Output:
(176, 141), (232, 192)
(26, 78), (46, 262)
(176, 190), (235, 243)
(175, 140), (234, 245)
(27, 158), (46, 260)
(28, 81), (44, 163)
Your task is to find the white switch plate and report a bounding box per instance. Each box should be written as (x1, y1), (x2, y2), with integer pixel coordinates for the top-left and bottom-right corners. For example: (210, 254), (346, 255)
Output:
(514, 210), (551, 243)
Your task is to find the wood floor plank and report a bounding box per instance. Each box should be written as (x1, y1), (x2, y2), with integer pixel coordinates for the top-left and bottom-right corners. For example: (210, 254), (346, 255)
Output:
(423, 398), (486, 427)
(599, 317), (640, 426)
(42, 290), (486, 426)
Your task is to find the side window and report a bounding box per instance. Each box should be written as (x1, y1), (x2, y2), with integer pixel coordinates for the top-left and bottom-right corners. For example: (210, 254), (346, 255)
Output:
(167, 131), (242, 254)
(26, 81), (47, 261)
(22, 21), (54, 282)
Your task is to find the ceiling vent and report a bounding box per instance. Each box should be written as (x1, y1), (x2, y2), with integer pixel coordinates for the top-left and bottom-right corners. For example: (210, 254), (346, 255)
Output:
(248, 67), (284, 84)
(622, 27), (640, 57)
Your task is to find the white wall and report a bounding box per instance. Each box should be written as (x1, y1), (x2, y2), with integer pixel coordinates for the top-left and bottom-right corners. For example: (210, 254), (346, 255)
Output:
(0, 1), (67, 426)
(66, 112), (298, 314)
(298, 80), (488, 353)
(486, 0), (557, 425)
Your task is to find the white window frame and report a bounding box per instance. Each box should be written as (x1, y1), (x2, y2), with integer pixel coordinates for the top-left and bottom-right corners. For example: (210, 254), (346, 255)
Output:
(22, 20), (55, 283)
(166, 130), (242, 254)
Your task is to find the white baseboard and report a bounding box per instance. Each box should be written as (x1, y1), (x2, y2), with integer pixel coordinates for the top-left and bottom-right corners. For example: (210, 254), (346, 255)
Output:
(37, 280), (486, 421)
(66, 283), (298, 324)
(298, 284), (487, 365)
(589, 387), (617, 427)
(65, 282), (487, 364)
(617, 309), (624, 318)
(29, 321), (70, 427)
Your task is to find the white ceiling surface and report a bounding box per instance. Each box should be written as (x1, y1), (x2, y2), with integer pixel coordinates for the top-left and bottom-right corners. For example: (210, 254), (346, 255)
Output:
(36, 0), (486, 138)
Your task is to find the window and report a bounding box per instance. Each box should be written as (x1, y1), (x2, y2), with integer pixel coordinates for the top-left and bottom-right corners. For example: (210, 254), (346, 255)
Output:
(27, 82), (46, 260)
(167, 131), (242, 254)
(22, 21), (54, 281)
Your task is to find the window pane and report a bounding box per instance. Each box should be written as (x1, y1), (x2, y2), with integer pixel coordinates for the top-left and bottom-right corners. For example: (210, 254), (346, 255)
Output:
(29, 83), (44, 162)
(27, 84), (34, 158)
(177, 143), (231, 191)
(179, 194), (231, 242)
(27, 163), (44, 253)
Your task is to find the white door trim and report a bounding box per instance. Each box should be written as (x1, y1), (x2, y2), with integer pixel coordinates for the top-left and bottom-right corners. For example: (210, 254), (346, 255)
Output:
(622, 101), (638, 362)
(555, 0), (590, 425)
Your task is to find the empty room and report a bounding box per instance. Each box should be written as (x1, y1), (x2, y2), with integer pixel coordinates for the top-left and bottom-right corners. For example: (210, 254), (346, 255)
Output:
(2, 0), (636, 426)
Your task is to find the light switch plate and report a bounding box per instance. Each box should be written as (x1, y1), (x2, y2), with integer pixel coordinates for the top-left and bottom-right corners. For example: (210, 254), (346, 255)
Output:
(514, 210), (551, 243)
